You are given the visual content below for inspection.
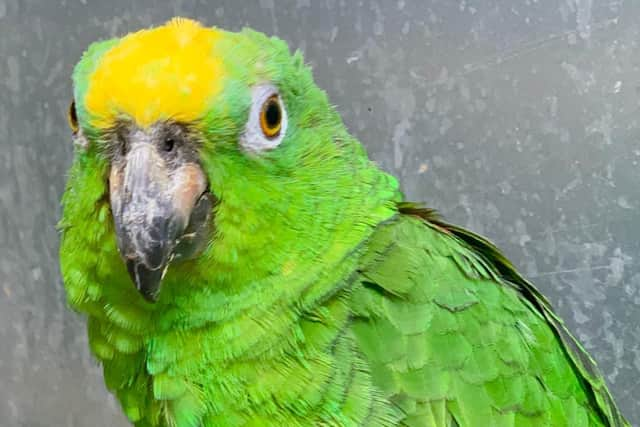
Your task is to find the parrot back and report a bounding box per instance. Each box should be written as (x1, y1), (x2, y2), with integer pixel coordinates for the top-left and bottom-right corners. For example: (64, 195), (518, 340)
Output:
(350, 207), (628, 427)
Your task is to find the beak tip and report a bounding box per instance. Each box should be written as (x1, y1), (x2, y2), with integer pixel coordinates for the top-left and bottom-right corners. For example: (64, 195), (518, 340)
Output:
(140, 289), (159, 303)
(126, 259), (162, 302)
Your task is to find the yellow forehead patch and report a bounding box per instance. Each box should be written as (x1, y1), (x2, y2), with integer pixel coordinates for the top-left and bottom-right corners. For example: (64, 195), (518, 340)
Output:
(85, 18), (224, 128)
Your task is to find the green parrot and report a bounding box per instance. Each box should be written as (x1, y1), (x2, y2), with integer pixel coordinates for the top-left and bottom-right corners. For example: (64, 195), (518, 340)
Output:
(59, 18), (629, 427)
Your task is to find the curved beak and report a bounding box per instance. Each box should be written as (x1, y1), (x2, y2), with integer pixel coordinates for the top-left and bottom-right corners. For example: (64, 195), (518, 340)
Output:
(109, 130), (208, 301)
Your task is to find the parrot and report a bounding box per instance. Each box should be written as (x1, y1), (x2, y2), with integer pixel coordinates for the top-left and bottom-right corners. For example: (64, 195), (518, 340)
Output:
(59, 17), (629, 427)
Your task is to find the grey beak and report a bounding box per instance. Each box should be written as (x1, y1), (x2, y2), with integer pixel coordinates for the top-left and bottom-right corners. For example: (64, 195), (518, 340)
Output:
(109, 130), (208, 302)
(110, 143), (185, 301)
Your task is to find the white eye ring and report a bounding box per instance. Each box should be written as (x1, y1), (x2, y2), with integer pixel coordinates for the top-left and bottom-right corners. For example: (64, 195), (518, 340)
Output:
(240, 84), (288, 153)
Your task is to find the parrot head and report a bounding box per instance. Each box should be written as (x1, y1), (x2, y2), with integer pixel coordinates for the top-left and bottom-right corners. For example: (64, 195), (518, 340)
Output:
(60, 18), (399, 306)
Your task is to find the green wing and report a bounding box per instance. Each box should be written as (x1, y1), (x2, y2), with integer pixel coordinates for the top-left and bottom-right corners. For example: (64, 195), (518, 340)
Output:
(350, 204), (628, 427)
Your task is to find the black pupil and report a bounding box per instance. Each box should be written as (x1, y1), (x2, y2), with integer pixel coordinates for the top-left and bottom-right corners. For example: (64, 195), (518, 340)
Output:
(265, 100), (281, 128)
(69, 101), (78, 127)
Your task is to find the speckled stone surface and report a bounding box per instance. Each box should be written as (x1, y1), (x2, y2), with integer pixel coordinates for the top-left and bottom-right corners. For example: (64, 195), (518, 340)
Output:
(0, 1), (638, 426)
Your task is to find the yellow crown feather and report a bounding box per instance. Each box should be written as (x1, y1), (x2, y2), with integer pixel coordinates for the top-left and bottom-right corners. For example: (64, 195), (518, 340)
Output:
(84, 18), (224, 129)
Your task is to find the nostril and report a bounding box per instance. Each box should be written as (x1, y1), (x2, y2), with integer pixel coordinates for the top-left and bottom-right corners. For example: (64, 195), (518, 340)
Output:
(118, 135), (128, 157)
(163, 137), (175, 153)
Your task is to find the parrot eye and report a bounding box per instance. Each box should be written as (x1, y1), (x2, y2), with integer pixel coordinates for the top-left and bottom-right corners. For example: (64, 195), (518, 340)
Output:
(240, 84), (288, 153)
(259, 95), (282, 138)
(67, 100), (79, 134)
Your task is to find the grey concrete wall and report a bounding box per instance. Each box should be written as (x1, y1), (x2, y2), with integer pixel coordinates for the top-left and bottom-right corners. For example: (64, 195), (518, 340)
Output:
(0, 1), (638, 425)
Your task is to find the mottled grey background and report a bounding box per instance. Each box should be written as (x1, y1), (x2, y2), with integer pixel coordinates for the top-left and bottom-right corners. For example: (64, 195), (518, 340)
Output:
(0, 0), (638, 426)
